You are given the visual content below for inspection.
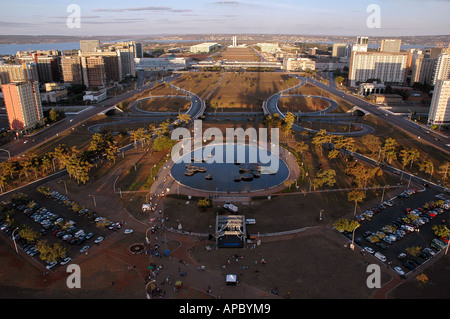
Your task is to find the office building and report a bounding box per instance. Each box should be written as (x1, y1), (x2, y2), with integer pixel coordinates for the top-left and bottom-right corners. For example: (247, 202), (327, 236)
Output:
(190, 43), (220, 54)
(134, 57), (188, 71)
(80, 56), (106, 88)
(433, 53), (450, 85)
(409, 54), (437, 86)
(348, 51), (408, 87)
(107, 41), (142, 77)
(80, 40), (100, 53)
(428, 79), (450, 125)
(18, 54), (61, 83)
(2, 81), (44, 131)
(380, 39), (402, 53)
(284, 58), (316, 71)
(60, 56), (83, 85)
(256, 43), (280, 54)
(332, 43), (348, 58)
(0, 62), (39, 84)
(35, 56), (61, 83)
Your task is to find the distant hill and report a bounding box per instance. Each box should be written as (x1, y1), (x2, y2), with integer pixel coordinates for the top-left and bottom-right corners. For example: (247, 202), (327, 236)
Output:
(1, 34), (449, 47)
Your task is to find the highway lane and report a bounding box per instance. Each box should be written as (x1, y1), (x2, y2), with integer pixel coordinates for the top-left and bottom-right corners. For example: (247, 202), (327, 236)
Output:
(306, 76), (450, 154)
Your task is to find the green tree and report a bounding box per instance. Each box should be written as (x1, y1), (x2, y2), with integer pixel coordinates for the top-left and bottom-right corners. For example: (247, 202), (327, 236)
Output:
(153, 136), (175, 152)
(419, 160), (434, 180)
(383, 137), (398, 164)
(360, 135), (382, 156)
(432, 225), (450, 238)
(19, 225), (40, 243)
(348, 189), (366, 216)
(333, 218), (360, 233)
(312, 169), (336, 190)
(400, 148), (420, 169)
(294, 142), (309, 158)
(438, 162), (450, 183)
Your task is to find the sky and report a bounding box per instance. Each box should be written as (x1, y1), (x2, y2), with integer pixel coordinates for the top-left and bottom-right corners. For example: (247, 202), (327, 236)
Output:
(0, 0), (449, 36)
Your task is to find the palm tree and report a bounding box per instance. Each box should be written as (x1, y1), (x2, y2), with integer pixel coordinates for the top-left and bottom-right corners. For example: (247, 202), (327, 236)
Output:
(438, 162), (450, 183)
(419, 160), (434, 180)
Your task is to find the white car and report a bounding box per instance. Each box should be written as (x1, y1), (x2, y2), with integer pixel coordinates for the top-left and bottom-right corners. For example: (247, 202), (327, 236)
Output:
(364, 247), (375, 254)
(46, 261), (57, 270)
(94, 236), (104, 244)
(60, 257), (71, 265)
(124, 229), (134, 234)
(394, 266), (405, 276)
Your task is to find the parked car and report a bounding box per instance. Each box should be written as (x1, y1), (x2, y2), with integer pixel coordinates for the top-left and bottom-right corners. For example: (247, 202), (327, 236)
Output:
(80, 245), (90, 253)
(393, 266), (405, 276)
(94, 236), (104, 244)
(60, 257), (71, 265)
(46, 261), (57, 270)
(374, 252), (387, 262)
(364, 247), (374, 254)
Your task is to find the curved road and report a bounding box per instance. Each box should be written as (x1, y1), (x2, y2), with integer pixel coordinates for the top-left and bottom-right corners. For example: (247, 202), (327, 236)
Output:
(264, 76), (374, 136)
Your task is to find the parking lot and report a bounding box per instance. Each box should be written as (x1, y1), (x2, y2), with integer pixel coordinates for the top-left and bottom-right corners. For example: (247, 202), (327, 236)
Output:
(346, 186), (450, 278)
(0, 187), (124, 272)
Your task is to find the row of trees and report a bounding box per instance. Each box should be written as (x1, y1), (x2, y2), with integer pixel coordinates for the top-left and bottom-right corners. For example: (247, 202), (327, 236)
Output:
(0, 131), (122, 192)
(360, 134), (449, 183)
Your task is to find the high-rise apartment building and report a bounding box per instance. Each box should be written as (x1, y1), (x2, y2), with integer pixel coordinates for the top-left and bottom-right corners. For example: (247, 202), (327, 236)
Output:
(61, 56), (83, 85)
(433, 53), (450, 85)
(0, 62), (39, 84)
(348, 51), (408, 87)
(80, 56), (106, 88)
(428, 79), (450, 125)
(409, 53), (437, 86)
(18, 54), (61, 83)
(380, 39), (402, 53)
(80, 40), (100, 53)
(79, 51), (122, 84)
(2, 81), (44, 131)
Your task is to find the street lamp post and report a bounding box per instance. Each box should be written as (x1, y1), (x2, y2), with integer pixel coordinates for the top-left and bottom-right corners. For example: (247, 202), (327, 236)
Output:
(381, 185), (387, 203)
(89, 194), (96, 207)
(12, 227), (19, 254)
(59, 180), (68, 195)
(0, 149), (11, 160)
(319, 209), (324, 221)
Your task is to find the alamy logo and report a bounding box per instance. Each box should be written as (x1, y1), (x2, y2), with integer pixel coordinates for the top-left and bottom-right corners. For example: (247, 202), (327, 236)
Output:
(366, 264), (381, 289)
(66, 4), (81, 29)
(171, 120), (280, 174)
(66, 264), (81, 288)
(366, 4), (381, 29)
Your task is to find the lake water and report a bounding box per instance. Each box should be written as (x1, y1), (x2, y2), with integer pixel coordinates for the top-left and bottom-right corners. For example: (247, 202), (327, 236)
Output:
(0, 42), (80, 55)
(170, 144), (290, 193)
(0, 39), (206, 56)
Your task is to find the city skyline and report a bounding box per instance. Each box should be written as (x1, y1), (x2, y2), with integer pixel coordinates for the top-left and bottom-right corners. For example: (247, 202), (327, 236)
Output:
(0, 0), (449, 37)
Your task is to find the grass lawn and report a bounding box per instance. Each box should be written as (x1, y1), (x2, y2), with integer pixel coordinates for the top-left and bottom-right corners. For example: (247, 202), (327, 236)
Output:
(215, 47), (261, 62)
(135, 96), (191, 113)
(207, 72), (300, 112)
